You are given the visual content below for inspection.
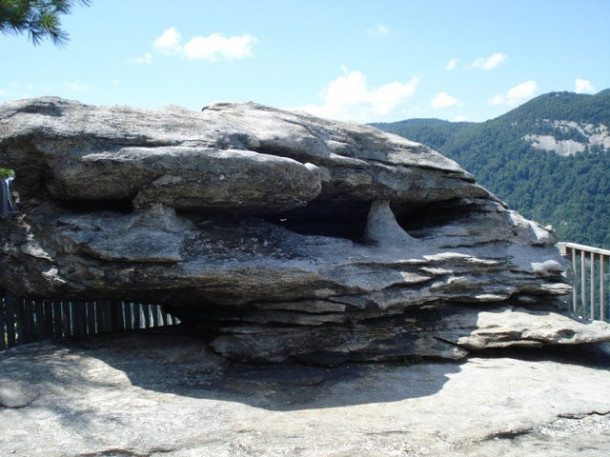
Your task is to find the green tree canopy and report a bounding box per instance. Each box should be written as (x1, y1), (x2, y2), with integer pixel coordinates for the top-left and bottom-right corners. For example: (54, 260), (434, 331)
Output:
(0, 0), (90, 46)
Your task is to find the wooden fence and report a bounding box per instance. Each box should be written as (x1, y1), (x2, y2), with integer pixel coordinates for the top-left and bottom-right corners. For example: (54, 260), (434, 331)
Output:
(1, 290), (180, 350)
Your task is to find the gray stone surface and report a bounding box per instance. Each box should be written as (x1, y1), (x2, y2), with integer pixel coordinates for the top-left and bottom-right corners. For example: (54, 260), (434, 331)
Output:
(1, 97), (610, 363)
(1, 333), (610, 456)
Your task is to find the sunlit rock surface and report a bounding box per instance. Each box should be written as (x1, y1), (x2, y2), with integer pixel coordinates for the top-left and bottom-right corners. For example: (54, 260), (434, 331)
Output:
(1, 97), (609, 363)
(1, 334), (610, 456)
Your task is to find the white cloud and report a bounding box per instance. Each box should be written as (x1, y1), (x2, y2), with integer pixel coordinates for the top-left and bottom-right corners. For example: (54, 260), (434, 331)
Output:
(430, 92), (461, 109)
(574, 78), (595, 94)
(183, 33), (258, 60)
(445, 58), (459, 71)
(64, 82), (89, 92)
(453, 115), (467, 122)
(154, 27), (182, 54)
(471, 52), (508, 70)
(152, 26), (258, 61)
(489, 80), (538, 106)
(507, 80), (538, 99)
(130, 52), (153, 65)
(297, 69), (420, 122)
(367, 23), (390, 37)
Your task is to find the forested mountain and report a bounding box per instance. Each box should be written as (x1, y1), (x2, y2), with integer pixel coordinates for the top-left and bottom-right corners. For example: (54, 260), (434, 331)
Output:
(372, 90), (610, 248)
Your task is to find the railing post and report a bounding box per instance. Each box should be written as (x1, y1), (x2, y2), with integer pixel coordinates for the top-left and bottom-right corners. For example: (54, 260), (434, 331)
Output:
(589, 252), (595, 320)
(1, 290), (6, 350)
(580, 250), (586, 317)
(601, 255), (606, 322)
(571, 248), (577, 314)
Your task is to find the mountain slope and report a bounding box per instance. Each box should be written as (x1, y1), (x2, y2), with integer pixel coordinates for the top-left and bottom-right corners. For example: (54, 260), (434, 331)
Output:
(373, 90), (610, 247)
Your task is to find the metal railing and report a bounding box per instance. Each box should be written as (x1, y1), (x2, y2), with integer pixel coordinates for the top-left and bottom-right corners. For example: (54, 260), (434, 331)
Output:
(558, 242), (610, 322)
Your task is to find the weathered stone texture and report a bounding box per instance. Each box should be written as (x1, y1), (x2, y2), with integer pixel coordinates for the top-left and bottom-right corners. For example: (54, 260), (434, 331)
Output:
(1, 335), (610, 457)
(1, 97), (609, 363)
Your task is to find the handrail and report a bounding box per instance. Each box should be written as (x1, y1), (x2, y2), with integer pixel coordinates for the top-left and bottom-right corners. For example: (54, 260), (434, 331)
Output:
(559, 242), (610, 257)
(557, 242), (609, 322)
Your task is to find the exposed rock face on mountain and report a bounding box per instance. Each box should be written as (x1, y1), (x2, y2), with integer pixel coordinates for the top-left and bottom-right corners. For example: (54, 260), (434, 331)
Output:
(1, 97), (609, 363)
(523, 120), (610, 156)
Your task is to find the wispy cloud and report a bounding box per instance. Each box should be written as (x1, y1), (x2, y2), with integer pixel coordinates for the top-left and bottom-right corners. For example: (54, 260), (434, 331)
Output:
(367, 23), (390, 37)
(153, 27), (258, 61)
(445, 58), (459, 71)
(64, 82), (89, 92)
(489, 80), (538, 106)
(471, 52), (508, 70)
(130, 52), (153, 65)
(574, 78), (595, 94)
(296, 68), (419, 122)
(430, 92), (461, 109)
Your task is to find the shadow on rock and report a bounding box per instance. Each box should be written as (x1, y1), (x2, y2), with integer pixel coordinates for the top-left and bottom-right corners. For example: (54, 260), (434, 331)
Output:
(1, 328), (463, 412)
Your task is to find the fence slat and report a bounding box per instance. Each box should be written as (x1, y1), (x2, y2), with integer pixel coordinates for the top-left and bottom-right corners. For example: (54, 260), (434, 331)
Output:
(571, 248), (577, 315)
(151, 304), (160, 328)
(52, 301), (63, 340)
(580, 250), (587, 317)
(86, 302), (96, 335)
(5, 293), (17, 347)
(133, 303), (142, 329)
(73, 301), (86, 337)
(1, 290), (179, 350)
(0, 292), (6, 350)
(589, 252), (596, 320)
(21, 299), (34, 344)
(601, 256), (606, 322)
(43, 300), (53, 339)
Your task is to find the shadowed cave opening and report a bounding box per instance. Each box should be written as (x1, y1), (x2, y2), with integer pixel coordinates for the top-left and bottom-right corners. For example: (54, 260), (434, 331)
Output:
(58, 198), (135, 214)
(43, 192), (481, 250)
(263, 198), (476, 243)
(173, 198), (477, 244)
(263, 200), (371, 243)
(392, 199), (482, 238)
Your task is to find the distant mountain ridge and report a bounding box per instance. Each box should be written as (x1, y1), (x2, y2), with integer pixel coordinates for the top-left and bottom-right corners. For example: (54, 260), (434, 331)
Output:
(372, 90), (610, 247)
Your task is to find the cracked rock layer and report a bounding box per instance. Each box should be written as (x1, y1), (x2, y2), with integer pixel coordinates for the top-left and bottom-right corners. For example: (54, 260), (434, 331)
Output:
(1, 97), (609, 363)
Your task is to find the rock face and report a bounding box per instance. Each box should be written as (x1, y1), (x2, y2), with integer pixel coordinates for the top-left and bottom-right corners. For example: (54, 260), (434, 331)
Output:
(2, 334), (610, 457)
(1, 97), (609, 363)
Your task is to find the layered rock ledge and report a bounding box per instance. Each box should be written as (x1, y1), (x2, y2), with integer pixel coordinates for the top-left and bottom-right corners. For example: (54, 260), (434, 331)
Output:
(1, 97), (609, 363)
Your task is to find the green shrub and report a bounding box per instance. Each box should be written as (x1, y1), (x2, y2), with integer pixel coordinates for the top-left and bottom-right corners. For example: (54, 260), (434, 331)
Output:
(0, 168), (15, 179)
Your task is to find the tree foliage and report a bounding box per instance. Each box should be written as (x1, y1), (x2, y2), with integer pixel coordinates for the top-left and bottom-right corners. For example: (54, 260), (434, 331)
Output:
(0, 0), (90, 46)
(0, 168), (15, 179)
(374, 90), (610, 248)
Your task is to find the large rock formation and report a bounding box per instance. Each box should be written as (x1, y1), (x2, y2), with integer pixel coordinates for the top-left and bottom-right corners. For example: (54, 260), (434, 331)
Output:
(1, 97), (609, 363)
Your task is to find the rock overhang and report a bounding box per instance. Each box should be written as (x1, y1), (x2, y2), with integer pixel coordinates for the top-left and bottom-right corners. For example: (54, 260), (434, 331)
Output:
(1, 97), (609, 364)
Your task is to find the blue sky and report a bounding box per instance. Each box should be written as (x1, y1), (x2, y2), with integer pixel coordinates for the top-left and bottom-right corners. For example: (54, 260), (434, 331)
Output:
(1, 0), (608, 123)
